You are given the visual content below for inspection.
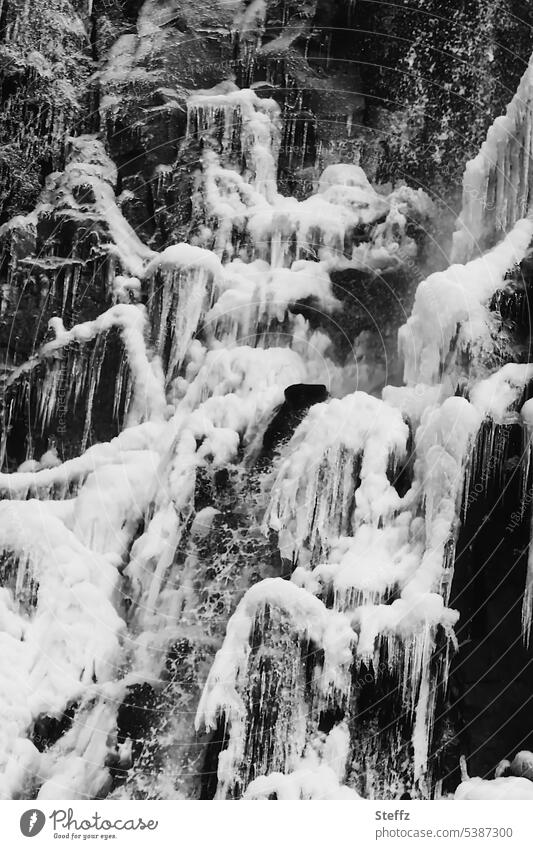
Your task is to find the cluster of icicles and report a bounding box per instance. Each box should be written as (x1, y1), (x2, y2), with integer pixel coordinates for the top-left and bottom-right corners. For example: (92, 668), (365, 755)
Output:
(2, 65), (533, 801)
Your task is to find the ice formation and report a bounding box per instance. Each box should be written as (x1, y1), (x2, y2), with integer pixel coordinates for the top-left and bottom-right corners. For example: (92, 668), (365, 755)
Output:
(455, 750), (533, 801)
(399, 219), (533, 387)
(452, 61), (533, 263)
(1, 46), (533, 803)
(243, 723), (360, 800)
(455, 776), (533, 800)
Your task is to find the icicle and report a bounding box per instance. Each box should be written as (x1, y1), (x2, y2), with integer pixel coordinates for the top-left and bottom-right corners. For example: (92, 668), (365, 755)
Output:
(399, 219), (533, 386)
(144, 245), (221, 382)
(265, 392), (409, 556)
(186, 84), (281, 200)
(521, 399), (533, 647)
(243, 723), (360, 799)
(113, 351), (129, 424)
(0, 500), (125, 798)
(195, 578), (355, 797)
(7, 24), (533, 803)
(452, 62), (533, 262)
(410, 629), (435, 784)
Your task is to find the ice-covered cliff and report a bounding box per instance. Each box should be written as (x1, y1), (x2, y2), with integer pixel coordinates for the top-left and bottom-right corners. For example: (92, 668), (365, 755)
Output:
(1, 0), (533, 801)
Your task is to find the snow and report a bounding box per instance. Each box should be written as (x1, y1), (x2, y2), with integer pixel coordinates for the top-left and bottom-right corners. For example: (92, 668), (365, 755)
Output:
(187, 83), (281, 201)
(267, 389), (480, 781)
(145, 247), (222, 382)
(455, 776), (533, 800)
(39, 447), (62, 468)
(37, 695), (123, 800)
(190, 506), (220, 539)
(113, 275), (141, 304)
(265, 391), (409, 554)
(3, 56), (533, 803)
(205, 258), (340, 346)
(399, 218), (533, 385)
(470, 363), (533, 421)
(189, 88), (432, 272)
(197, 577), (356, 730)
(521, 397), (533, 428)
(0, 501), (125, 798)
(244, 724), (360, 800)
(382, 383), (444, 426)
(144, 244), (223, 280)
(196, 578), (356, 795)
(452, 61), (533, 262)
(510, 750), (533, 780)
(53, 136), (155, 277)
(0, 421), (163, 501)
(7, 305), (168, 431)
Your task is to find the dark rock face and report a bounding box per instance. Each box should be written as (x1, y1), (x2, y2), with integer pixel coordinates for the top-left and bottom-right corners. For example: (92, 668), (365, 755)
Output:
(262, 382), (328, 454)
(433, 266), (533, 789)
(297, 265), (416, 390)
(200, 717), (230, 799)
(2, 330), (128, 469)
(349, 1), (533, 203)
(2, 0), (529, 244)
(113, 467), (285, 800)
(116, 683), (158, 758)
(0, 0), (524, 371)
(284, 383), (327, 407)
(32, 704), (78, 753)
(0, 0), (91, 222)
(443, 420), (533, 788)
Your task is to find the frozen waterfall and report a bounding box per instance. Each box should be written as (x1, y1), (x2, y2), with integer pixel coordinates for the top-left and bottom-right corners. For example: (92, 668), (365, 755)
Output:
(2, 51), (533, 803)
